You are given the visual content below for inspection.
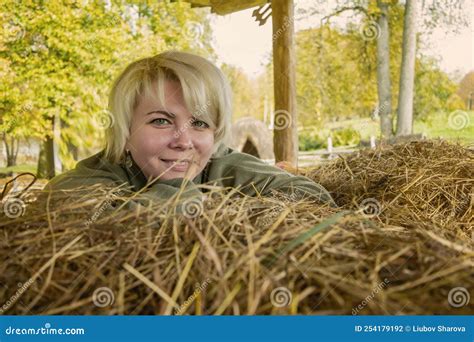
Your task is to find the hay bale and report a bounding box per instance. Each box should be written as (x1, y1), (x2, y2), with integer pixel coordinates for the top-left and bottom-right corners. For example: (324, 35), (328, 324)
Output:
(0, 140), (472, 315)
(303, 140), (473, 232)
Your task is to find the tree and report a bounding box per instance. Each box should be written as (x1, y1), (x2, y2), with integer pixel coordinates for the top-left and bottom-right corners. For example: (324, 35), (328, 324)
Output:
(1, 134), (19, 167)
(300, 0), (399, 137)
(458, 71), (474, 109)
(414, 58), (464, 119)
(221, 64), (262, 121)
(376, 0), (394, 137)
(298, 0), (468, 138)
(396, 0), (419, 136)
(395, 0), (469, 135)
(295, 26), (377, 126)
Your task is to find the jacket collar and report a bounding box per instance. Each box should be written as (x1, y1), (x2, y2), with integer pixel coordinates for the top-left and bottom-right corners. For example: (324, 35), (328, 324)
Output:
(122, 155), (205, 191)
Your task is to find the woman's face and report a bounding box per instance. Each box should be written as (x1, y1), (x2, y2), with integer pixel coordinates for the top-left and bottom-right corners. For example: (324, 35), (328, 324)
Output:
(126, 80), (215, 181)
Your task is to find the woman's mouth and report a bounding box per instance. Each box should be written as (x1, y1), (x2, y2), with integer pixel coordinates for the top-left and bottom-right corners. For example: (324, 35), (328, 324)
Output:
(160, 159), (190, 172)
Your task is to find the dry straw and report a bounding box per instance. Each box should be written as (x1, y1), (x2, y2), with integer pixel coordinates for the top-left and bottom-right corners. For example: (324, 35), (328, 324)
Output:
(0, 140), (472, 314)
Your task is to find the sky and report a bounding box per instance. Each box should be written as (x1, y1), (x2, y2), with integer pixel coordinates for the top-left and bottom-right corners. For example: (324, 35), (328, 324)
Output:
(210, 1), (474, 80)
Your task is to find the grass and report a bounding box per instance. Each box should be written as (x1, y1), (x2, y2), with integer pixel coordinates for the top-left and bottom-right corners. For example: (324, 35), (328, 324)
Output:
(420, 110), (474, 145)
(0, 164), (36, 174)
(302, 110), (474, 146)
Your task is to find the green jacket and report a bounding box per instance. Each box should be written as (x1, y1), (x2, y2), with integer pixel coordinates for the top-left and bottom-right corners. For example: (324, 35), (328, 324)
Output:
(46, 146), (335, 206)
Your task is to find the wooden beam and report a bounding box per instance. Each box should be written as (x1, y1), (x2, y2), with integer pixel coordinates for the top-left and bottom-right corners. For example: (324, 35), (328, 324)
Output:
(271, 0), (298, 165)
(174, 0), (268, 15)
(210, 0), (268, 15)
(173, 0), (211, 6)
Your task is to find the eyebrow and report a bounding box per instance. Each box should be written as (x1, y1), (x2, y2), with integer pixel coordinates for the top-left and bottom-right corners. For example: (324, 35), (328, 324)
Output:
(146, 110), (176, 118)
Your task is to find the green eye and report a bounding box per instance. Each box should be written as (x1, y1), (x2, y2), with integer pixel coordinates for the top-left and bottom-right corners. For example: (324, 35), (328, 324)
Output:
(150, 118), (171, 126)
(192, 120), (209, 128)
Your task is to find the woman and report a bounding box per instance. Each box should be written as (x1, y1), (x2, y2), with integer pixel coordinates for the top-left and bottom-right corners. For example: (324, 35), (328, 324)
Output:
(47, 51), (335, 207)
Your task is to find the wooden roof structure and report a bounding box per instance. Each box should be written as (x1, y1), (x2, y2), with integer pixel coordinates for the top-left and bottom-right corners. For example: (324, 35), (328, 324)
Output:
(172, 0), (269, 15)
(176, 0), (298, 165)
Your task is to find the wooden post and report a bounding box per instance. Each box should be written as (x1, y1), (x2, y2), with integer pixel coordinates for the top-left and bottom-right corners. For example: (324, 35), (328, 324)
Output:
(327, 136), (333, 154)
(370, 135), (376, 149)
(271, 0), (297, 166)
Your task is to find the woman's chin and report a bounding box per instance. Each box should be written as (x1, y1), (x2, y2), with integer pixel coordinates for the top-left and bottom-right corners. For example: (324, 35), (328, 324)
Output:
(147, 170), (187, 181)
(163, 171), (186, 180)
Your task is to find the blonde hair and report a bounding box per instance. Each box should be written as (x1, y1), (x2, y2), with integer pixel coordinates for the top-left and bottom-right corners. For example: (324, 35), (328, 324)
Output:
(105, 51), (233, 163)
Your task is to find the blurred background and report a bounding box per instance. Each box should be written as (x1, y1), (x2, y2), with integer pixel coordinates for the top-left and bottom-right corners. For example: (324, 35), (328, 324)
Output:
(1, 0), (473, 177)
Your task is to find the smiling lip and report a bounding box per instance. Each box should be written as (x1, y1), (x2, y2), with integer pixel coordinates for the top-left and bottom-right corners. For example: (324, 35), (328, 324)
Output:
(160, 159), (190, 172)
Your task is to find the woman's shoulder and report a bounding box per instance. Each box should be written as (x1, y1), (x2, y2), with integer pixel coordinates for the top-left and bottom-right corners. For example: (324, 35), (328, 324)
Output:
(46, 150), (127, 190)
(211, 146), (262, 168)
(207, 145), (293, 182)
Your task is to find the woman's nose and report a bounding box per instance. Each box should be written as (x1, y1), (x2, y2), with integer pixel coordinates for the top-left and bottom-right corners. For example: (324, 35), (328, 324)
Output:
(170, 126), (194, 149)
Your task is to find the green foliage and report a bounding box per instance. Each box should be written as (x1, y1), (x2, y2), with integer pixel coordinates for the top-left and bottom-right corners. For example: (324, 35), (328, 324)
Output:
(292, 1), (466, 135)
(457, 71), (474, 108)
(295, 26), (378, 126)
(221, 64), (261, 121)
(298, 126), (361, 151)
(298, 130), (324, 151)
(414, 58), (465, 120)
(331, 127), (361, 146)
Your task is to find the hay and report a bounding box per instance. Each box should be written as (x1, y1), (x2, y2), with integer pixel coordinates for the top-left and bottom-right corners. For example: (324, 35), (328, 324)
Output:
(303, 140), (473, 233)
(0, 140), (472, 315)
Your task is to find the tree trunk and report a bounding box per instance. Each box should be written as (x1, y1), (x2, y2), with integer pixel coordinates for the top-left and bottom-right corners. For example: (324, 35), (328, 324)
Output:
(13, 136), (19, 165)
(2, 134), (19, 167)
(36, 136), (56, 179)
(61, 117), (79, 161)
(396, 0), (418, 136)
(376, 0), (393, 138)
(272, 0), (298, 166)
(36, 117), (58, 179)
(68, 143), (79, 161)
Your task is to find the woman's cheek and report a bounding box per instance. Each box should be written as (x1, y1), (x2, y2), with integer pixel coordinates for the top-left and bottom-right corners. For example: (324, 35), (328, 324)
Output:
(141, 132), (170, 156)
(197, 133), (215, 162)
